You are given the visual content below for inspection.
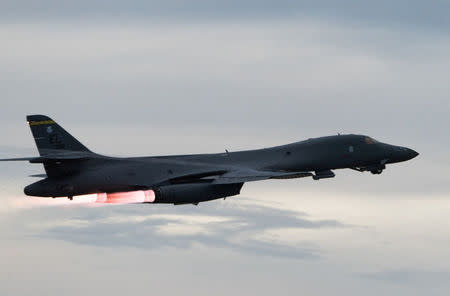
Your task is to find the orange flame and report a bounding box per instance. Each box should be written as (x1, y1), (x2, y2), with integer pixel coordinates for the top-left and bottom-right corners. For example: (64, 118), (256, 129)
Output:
(19, 190), (156, 208)
(95, 190), (155, 204)
(64, 190), (156, 205)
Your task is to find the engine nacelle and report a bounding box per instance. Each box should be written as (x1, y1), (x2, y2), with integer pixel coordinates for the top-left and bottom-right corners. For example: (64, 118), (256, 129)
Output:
(153, 183), (244, 205)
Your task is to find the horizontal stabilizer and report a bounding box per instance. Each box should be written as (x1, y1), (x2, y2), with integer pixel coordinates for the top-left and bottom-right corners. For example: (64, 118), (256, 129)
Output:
(29, 151), (95, 163)
(0, 157), (36, 161)
(0, 151), (95, 163)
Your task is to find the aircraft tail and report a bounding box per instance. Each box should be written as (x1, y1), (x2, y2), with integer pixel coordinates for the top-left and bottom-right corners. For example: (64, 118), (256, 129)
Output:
(0, 115), (95, 178)
(25, 115), (93, 177)
(27, 115), (91, 156)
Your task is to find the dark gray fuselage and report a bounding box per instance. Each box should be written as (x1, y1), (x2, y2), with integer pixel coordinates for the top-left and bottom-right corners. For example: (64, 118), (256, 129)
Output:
(24, 134), (418, 200)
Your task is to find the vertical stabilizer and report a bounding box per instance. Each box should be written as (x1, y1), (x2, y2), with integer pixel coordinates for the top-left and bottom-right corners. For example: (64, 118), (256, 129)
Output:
(26, 115), (90, 156)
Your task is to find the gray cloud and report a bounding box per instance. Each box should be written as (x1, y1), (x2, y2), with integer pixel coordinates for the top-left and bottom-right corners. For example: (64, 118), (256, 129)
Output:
(1, 0), (450, 32)
(1, 22), (449, 150)
(5, 199), (345, 259)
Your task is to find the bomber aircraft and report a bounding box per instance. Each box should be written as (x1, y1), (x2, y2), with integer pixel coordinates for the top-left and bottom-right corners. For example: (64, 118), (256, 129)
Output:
(0, 115), (418, 205)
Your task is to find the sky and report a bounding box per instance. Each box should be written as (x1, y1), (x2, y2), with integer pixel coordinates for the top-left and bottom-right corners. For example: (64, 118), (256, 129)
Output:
(1, 1), (450, 295)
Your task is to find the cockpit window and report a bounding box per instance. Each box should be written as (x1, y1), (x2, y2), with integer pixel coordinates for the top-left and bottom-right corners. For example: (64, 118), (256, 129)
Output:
(365, 137), (378, 145)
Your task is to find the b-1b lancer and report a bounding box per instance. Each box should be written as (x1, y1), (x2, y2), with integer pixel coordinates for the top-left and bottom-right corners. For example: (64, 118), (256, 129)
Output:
(1, 115), (418, 205)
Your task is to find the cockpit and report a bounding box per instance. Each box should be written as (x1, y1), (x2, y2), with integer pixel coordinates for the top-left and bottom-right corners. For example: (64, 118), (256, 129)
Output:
(364, 137), (379, 145)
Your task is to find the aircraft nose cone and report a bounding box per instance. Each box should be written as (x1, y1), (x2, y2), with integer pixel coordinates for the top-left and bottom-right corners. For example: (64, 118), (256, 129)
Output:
(407, 148), (419, 160)
(390, 146), (419, 162)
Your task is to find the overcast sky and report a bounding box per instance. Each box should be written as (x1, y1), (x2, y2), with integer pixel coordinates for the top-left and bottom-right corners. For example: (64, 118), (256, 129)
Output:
(1, 1), (450, 295)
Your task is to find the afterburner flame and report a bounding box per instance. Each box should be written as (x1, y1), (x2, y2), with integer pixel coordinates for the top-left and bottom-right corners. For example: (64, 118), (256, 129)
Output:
(68, 190), (155, 204)
(95, 190), (155, 204)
